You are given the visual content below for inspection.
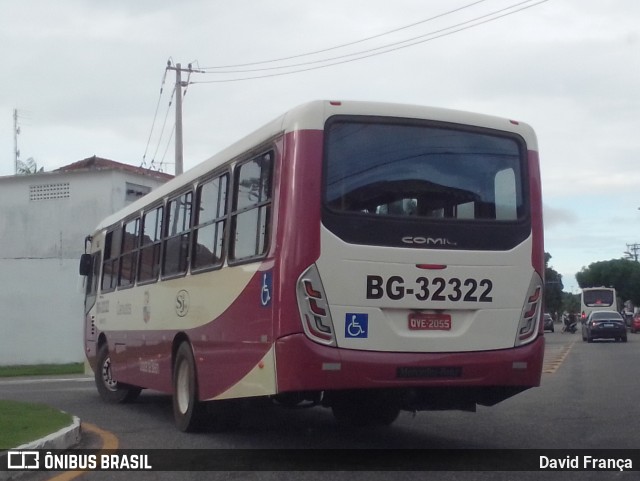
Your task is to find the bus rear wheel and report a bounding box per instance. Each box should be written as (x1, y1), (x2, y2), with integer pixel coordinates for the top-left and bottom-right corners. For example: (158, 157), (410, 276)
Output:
(172, 342), (243, 432)
(95, 343), (141, 403)
(173, 342), (207, 432)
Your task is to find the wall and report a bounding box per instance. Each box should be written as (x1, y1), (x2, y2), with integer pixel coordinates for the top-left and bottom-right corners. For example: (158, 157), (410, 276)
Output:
(0, 168), (168, 365)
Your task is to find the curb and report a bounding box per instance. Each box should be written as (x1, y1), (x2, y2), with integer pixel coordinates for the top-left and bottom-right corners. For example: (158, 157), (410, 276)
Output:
(0, 416), (81, 481)
(16, 415), (81, 450)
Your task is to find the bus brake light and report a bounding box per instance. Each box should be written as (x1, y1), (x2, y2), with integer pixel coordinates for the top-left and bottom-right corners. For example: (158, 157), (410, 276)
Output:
(516, 277), (543, 345)
(297, 265), (336, 346)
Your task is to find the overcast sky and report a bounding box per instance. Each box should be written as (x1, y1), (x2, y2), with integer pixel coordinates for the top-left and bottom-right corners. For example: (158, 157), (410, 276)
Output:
(1, 0), (639, 291)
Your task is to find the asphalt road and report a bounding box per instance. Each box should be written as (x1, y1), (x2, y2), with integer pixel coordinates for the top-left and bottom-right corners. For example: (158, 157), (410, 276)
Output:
(2, 327), (639, 480)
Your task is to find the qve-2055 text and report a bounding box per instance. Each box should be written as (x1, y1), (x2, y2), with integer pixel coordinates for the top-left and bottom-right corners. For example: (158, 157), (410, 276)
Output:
(366, 275), (493, 302)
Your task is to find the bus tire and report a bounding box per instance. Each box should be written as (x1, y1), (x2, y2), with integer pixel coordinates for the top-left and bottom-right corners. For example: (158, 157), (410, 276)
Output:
(173, 342), (206, 432)
(331, 390), (401, 427)
(95, 344), (141, 403)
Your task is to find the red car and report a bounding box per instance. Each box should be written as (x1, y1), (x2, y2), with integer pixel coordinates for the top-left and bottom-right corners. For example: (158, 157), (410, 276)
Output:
(631, 313), (640, 334)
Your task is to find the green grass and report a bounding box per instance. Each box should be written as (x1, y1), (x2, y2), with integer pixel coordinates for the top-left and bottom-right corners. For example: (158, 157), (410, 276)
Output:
(0, 400), (73, 450)
(0, 363), (84, 378)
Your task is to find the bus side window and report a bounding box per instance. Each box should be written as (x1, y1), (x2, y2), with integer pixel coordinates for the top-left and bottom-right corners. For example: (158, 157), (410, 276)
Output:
(231, 151), (273, 262)
(163, 192), (193, 276)
(101, 229), (121, 292)
(193, 174), (228, 271)
(139, 206), (163, 283)
(118, 217), (140, 288)
(494, 168), (518, 220)
(85, 251), (101, 312)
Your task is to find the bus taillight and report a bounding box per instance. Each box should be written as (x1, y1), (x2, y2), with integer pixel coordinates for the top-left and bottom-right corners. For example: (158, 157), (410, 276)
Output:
(297, 265), (336, 346)
(516, 275), (544, 345)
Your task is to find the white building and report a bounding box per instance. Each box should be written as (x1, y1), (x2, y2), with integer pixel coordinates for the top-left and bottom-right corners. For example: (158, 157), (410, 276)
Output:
(0, 156), (172, 366)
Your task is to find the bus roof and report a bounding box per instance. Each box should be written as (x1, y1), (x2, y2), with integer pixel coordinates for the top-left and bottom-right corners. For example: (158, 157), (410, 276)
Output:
(93, 100), (538, 233)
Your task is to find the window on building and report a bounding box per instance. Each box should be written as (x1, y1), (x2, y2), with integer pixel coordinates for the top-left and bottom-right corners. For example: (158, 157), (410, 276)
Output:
(126, 183), (151, 203)
(29, 183), (70, 201)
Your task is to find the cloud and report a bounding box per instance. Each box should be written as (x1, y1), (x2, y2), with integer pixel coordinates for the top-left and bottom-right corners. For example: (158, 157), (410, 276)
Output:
(544, 204), (579, 229)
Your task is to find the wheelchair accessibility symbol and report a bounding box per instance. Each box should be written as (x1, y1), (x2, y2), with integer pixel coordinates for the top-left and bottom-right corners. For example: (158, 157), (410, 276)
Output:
(260, 271), (272, 307)
(345, 313), (368, 338)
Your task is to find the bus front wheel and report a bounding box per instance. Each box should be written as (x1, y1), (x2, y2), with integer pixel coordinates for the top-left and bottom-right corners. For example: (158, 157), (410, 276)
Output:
(95, 344), (141, 403)
(173, 342), (207, 432)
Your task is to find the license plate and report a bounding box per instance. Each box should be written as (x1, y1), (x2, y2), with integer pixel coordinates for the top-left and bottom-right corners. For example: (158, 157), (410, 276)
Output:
(604, 323), (614, 328)
(408, 313), (451, 331)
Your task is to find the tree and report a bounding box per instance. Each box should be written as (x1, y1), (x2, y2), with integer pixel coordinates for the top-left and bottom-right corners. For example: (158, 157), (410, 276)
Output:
(575, 259), (640, 305)
(16, 157), (43, 175)
(561, 291), (580, 314)
(544, 252), (564, 315)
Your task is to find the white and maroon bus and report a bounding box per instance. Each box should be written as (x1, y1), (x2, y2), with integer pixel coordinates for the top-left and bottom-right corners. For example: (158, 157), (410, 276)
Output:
(80, 100), (545, 431)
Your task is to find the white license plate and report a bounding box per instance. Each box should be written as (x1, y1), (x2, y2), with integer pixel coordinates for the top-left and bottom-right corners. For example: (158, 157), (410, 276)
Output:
(408, 313), (451, 331)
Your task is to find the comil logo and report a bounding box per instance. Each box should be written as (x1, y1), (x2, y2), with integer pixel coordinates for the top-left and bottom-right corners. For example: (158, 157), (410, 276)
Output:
(7, 451), (40, 470)
(401, 236), (457, 246)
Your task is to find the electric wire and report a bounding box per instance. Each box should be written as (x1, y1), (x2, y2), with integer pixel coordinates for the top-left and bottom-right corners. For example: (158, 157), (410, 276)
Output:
(149, 84), (177, 171)
(202, 0), (539, 76)
(141, 68), (169, 168)
(158, 125), (176, 173)
(200, 0), (489, 70)
(192, 0), (548, 84)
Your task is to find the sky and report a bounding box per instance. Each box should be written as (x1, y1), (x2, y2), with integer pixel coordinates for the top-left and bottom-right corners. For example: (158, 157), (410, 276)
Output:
(1, 0), (639, 292)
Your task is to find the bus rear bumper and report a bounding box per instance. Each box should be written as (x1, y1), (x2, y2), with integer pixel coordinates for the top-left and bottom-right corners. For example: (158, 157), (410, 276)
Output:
(275, 334), (544, 407)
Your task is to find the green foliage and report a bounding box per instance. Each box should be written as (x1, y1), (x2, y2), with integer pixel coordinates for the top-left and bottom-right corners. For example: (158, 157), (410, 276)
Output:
(0, 400), (72, 450)
(562, 292), (580, 314)
(544, 252), (564, 315)
(0, 363), (84, 378)
(576, 259), (640, 305)
(16, 157), (44, 175)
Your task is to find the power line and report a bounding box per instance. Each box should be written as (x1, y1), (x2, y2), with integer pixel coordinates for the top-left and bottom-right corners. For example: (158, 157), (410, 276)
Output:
(192, 0), (549, 84)
(148, 83), (177, 171)
(141, 67), (170, 168)
(203, 0), (541, 76)
(200, 0), (490, 70)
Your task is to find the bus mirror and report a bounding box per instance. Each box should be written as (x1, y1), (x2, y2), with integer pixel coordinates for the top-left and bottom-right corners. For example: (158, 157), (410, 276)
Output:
(79, 254), (92, 276)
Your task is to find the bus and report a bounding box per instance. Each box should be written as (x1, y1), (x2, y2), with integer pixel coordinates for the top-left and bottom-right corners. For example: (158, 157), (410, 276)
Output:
(580, 287), (618, 320)
(79, 100), (545, 431)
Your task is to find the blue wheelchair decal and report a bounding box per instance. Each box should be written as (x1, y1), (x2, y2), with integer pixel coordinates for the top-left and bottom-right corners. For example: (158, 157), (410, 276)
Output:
(345, 313), (368, 338)
(261, 271), (272, 307)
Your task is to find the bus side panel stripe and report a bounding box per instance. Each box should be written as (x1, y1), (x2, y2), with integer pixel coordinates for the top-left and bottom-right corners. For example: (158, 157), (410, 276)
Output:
(193, 263), (275, 400)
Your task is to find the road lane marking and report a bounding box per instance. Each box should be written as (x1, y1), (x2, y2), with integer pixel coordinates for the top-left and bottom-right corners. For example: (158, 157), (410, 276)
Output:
(543, 340), (576, 374)
(46, 423), (119, 481)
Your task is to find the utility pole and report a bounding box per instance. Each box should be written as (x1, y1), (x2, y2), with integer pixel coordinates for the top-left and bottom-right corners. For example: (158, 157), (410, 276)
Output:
(166, 62), (203, 176)
(174, 63), (184, 176)
(13, 108), (20, 175)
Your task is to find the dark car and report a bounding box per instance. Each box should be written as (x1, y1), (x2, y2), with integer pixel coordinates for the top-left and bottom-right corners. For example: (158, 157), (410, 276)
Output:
(543, 313), (554, 332)
(582, 310), (627, 342)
